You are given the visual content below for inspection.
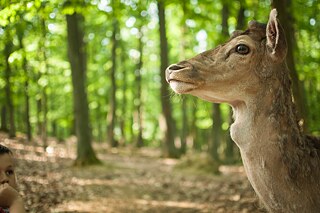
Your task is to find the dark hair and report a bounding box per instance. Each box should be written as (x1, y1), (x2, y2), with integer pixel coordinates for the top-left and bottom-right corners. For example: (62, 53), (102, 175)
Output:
(0, 144), (12, 155)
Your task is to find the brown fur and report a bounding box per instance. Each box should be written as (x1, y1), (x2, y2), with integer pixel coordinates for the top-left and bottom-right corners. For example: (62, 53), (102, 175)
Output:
(166, 9), (320, 212)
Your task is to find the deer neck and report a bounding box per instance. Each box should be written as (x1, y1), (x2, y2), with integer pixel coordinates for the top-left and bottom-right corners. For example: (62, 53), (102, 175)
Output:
(230, 71), (301, 152)
(230, 88), (282, 152)
(229, 74), (315, 211)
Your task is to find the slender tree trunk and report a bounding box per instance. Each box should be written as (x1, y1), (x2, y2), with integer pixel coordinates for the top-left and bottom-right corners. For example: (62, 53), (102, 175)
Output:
(95, 100), (103, 143)
(24, 65), (32, 141)
(119, 45), (127, 145)
(36, 99), (41, 136)
(135, 27), (144, 148)
(17, 24), (32, 141)
(52, 121), (57, 137)
(180, 98), (187, 154)
(0, 106), (8, 132)
(39, 18), (48, 147)
(41, 88), (48, 147)
(4, 32), (15, 138)
(221, 3), (229, 36)
(211, 104), (221, 160)
(107, 19), (118, 147)
(271, 0), (308, 131)
(191, 99), (197, 150)
(66, 12), (100, 166)
(157, 0), (179, 158)
(236, 0), (246, 30)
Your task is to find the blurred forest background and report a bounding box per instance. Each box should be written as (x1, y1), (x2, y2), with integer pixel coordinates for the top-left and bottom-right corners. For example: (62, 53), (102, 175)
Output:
(1, 0), (320, 166)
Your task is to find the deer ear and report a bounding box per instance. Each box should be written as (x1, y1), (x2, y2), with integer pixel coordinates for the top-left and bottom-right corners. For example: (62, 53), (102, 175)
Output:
(266, 9), (287, 62)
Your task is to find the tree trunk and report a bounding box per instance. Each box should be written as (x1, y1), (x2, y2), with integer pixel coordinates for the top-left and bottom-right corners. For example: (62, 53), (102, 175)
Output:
(23, 62), (32, 141)
(96, 100), (103, 143)
(0, 106), (8, 132)
(40, 19), (49, 148)
(157, 0), (179, 158)
(119, 45), (127, 145)
(52, 121), (57, 138)
(66, 12), (100, 166)
(36, 99), (41, 136)
(211, 104), (222, 160)
(41, 88), (48, 147)
(221, 3), (229, 36)
(4, 32), (16, 138)
(107, 19), (118, 147)
(17, 24), (32, 141)
(190, 98), (197, 150)
(38, 18), (49, 147)
(135, 27), (144, 148)
(236, 0), (246, 30)
(180, 98), (187, 154)
(271, 0), (308, 131)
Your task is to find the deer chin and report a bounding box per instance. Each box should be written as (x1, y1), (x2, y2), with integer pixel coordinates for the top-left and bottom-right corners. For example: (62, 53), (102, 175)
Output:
(191, 90), (242, 106)
(169, 80), (198, 94)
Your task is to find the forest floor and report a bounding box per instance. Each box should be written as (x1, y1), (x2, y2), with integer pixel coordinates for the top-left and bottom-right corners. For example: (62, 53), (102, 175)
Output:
(0, 132), (266, 213)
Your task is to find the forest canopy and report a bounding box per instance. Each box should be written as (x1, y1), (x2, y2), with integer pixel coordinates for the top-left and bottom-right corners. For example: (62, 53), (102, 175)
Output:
(0, 0), (319, 163)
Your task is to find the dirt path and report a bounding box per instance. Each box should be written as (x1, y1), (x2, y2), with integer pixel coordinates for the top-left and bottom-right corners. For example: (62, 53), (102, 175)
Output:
(1, 133), (265, 213)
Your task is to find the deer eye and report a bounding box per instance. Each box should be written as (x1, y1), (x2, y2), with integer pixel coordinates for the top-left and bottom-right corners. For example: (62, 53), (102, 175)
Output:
(235, 44), (250, 55)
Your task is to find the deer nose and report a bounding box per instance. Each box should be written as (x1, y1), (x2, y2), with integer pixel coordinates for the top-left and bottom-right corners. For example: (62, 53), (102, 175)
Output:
(167, 64), (186, 73)
(166, 63), (187, 83)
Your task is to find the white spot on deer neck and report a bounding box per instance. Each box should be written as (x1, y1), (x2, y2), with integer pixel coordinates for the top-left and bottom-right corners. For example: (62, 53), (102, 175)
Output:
(229, 100), (263, 150)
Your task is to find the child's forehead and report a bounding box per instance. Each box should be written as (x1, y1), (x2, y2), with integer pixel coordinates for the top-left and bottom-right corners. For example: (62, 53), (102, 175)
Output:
(0, 153), (15, 168)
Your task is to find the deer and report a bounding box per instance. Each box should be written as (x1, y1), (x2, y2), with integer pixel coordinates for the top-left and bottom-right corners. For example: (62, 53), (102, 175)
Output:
(166, 9), (320, 212)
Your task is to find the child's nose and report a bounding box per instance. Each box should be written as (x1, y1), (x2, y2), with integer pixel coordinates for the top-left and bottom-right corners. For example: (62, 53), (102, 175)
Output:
(0, 172), (9, 184)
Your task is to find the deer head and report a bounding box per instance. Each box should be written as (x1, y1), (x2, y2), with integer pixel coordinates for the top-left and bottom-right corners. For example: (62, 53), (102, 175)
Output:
(166, 9), (287, 107)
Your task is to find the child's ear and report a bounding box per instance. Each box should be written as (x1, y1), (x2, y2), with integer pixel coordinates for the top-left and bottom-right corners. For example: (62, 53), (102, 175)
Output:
(266, 9), (287, 63)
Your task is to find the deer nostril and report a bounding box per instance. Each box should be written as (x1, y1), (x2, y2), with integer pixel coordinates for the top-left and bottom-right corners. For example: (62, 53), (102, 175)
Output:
(168, 64), (185, 71)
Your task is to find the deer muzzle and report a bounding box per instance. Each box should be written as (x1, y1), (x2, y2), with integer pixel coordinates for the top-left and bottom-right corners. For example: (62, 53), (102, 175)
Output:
(165, 62), (204, 94)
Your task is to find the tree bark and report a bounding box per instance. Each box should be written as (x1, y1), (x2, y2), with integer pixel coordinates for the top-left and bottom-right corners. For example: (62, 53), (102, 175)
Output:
(180, 98), (187, 154)
(17, 23), (32, 141)
(190, 99), (197, 150)
(119, 44), (127, 145)
(38, 18), (49, 147)
(41, 88), (48, 147)
(107, 19), (118, 147)
(135, 27), (144, 148)
(4, 31), (16, 138)
(157, 0), (179, 158)
(0, 106), (8, 132)
(211, 104), (222, 161)
(40, 19), (48, 148)
(36, 99), (41, 136)
(66, 12), (100, 166)
(236, 0), (246, 30)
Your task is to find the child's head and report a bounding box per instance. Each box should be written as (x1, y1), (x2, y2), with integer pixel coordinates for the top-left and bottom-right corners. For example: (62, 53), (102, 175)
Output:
(0, 144), (17, 189)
